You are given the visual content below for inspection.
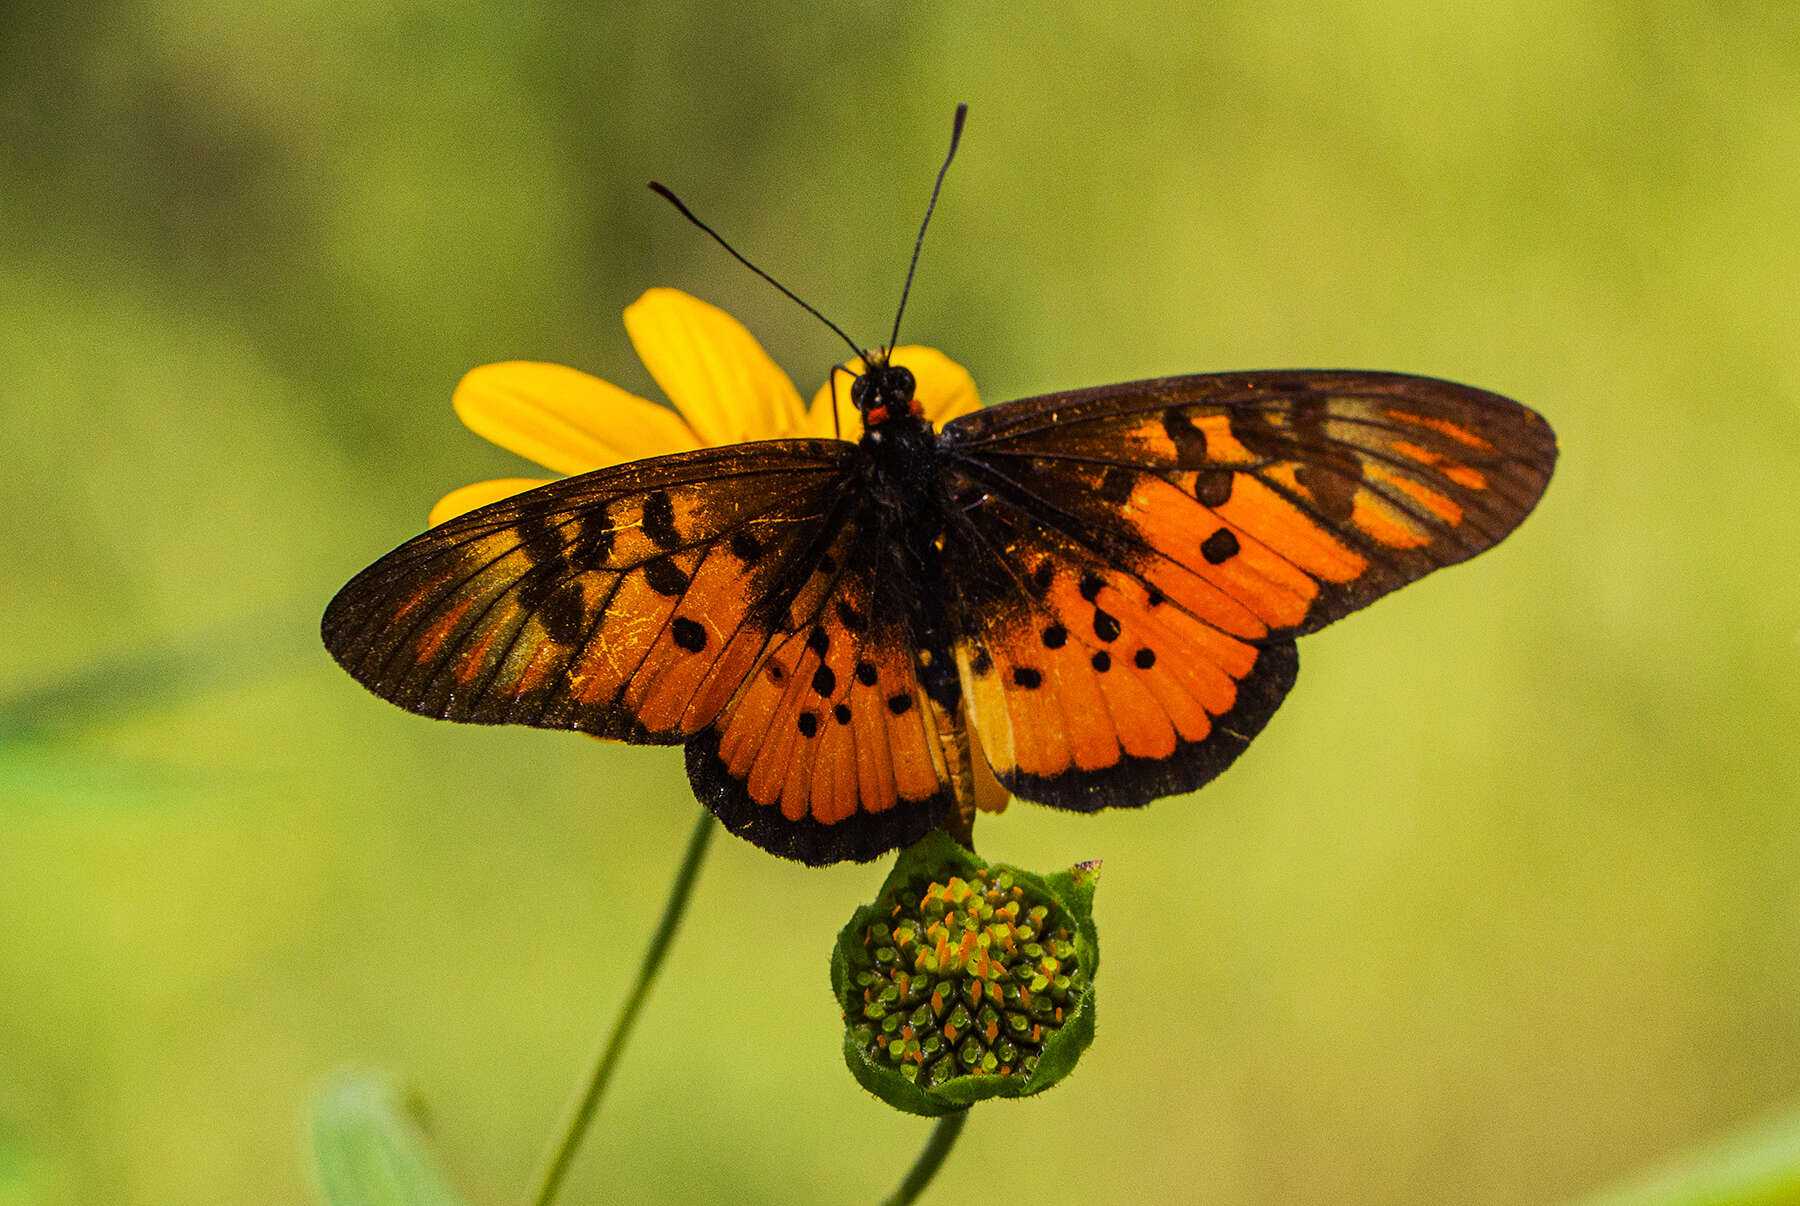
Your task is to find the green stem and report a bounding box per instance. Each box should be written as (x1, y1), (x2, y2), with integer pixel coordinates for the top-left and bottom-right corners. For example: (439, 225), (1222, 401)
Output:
(882, 1111), (969, 1206)
(528, 807), (716, 1206)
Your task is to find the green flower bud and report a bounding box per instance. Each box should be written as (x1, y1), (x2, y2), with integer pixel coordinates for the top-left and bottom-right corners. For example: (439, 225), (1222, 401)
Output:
(830, 830), (1101, 1116)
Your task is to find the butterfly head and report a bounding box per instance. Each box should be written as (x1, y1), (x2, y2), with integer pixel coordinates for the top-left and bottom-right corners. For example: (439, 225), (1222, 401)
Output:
(851, 357), (921, 428)
(649, 105), (966, 439)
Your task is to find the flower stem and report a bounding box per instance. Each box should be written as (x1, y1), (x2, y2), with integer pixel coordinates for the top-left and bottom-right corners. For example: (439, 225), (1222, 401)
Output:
(528, 807), (716, 1206)
(881, 1111), (969, 1206)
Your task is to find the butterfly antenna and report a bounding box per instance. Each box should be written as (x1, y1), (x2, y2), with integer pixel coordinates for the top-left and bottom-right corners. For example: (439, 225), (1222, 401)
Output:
(887, 102), (968, 353)
(648, 181), (866, 363)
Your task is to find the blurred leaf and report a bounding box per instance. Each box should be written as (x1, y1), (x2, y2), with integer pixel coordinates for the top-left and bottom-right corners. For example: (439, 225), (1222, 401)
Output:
(1572, 1104), (1800, 1206)
(0, 739), (188, 803)
(309, 1071), (471, 1206)
(0, 604), (317, 809)
(0, 604), (314, 742)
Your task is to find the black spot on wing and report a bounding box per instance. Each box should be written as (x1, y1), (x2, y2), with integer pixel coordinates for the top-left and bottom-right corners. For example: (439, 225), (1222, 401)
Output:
(1161, 407), (1208, 461)
(729, 529), (765, 562)
(643, 555), (690, 597)
(642, 490), (681, 550)
(834, 599), (868, 632)
(568, 505), (615, 568)
(1193, 469), (1233, 508)
(516, 564), (558, 615)
(1201, 528), (1240, 564)
(1293, 461), (1359, 523)
(542, 581), (587, 644)
(518, 513), (561, 563)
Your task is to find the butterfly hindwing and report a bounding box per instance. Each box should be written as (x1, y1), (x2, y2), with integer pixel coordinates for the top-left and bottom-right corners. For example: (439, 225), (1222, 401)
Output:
(685, 519), (954, 864)
(937, 370), (1555, 809)
(938, 479), (1301, 809)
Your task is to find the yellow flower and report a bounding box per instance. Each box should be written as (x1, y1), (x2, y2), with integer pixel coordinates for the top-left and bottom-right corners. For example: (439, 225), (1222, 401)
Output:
(429, 288), (982, 525)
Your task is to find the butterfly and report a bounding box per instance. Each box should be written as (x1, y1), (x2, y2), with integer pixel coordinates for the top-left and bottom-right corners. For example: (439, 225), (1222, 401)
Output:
(323, 355), (1555, 863)
(321, 110), (1557, 866)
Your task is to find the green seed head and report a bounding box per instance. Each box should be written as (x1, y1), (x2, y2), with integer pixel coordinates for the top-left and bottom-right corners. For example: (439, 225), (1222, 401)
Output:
(831, 831), (1101, 1116)
(843, 867), (1087, 1089)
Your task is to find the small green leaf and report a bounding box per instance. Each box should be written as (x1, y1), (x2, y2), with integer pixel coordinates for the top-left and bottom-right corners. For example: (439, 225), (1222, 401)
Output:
(1571, 1103), (1800, 1206)
(308, 1071), (471, 1206)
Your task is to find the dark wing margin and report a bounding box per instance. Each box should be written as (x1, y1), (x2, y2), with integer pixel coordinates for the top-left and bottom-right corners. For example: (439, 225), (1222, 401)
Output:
(936, 370), (1555, 811)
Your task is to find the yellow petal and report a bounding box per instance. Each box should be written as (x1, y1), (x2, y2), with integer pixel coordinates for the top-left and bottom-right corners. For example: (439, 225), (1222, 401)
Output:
(623, 288), (806, 445)
(429, 477), (554, 527)
(905, 347), (983, 424)
(803, 346), (982, 440)
(453, 361), (700, 477)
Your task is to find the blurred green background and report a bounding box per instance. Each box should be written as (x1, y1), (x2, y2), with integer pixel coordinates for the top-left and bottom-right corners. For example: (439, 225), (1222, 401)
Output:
(3, 2), (1797, 1203)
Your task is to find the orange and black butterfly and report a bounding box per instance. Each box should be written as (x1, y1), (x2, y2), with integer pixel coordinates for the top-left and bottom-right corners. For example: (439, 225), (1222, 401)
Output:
(322, 111), (1556, 866)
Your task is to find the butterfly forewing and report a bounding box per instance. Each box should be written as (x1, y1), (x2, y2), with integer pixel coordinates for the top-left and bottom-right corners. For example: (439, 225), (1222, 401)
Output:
(942, 371), (1556, 635)
(322, 442), (859, 741)
(936, 370), (1555, 809)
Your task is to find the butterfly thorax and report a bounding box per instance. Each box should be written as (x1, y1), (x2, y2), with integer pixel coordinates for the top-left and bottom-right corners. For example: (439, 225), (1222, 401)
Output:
(850, 407), (963, 712)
